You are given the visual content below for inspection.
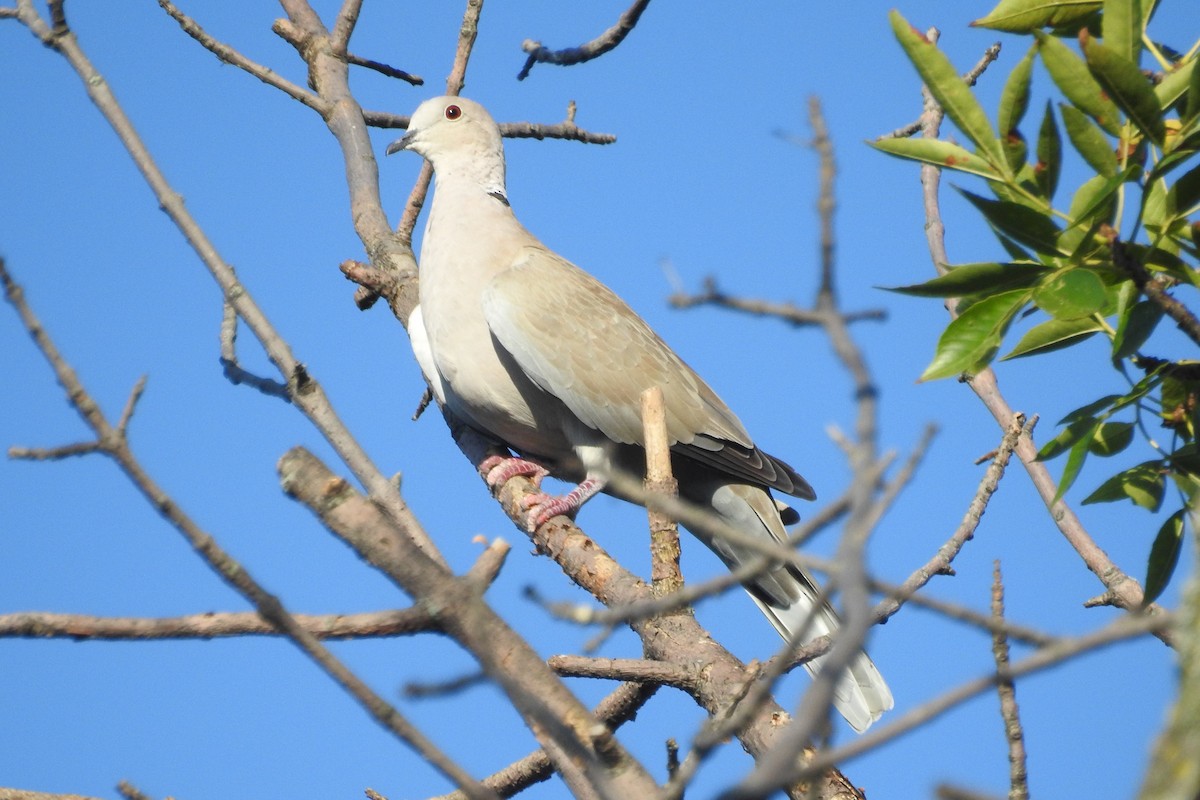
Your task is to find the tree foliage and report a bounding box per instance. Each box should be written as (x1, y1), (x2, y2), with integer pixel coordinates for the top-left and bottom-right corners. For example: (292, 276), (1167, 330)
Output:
(877, 0), (1200, 604)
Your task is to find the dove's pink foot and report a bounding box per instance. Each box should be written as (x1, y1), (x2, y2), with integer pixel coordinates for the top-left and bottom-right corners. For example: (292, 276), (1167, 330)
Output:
(522, 477), (605, 531)
(481, 455), (549, 489)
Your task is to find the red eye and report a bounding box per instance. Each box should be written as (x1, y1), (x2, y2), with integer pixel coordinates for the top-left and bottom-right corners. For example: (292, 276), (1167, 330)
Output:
(445, 104), (462, 120)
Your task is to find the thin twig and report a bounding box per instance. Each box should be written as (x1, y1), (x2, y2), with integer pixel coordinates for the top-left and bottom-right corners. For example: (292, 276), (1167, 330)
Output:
(219, 300), (291, 400)
(517, 0), (651, 80)
(936, 786), (1005, 800)
(1107, 225), (1200, 349)
(0, 608), (438, 640)
(548, 655), (697, 688)
(875, 414), (1027, 626)
(779, 613), (1173, 793)
(346, 52), (423, 84)
(668, 276), (885, 327)
(114, 782), (151, 800)
(876, 39), (1002, 141)
(157, 0), (326, 113)
(404, 671), (487, 698)
(428, 682), (659, 800)
(395, 0), (485, 244)
(0, 790), (105, 800)
(642, 387), (683, 597)
(990, 562), (1029, 800)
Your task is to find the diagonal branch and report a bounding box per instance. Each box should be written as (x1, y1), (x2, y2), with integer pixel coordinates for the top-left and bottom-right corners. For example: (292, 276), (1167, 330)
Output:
(0, 257), (495, 800)
(278, 445), (662, 799)
(11, 0), (441, 571)
(906, 33), (1175, 645)
(1107, 226), (1200, 349)
(157, 0), (326, 113)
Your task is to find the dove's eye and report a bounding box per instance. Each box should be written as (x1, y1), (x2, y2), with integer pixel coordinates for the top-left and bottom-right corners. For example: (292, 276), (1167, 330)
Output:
(445, 105), (462, 120)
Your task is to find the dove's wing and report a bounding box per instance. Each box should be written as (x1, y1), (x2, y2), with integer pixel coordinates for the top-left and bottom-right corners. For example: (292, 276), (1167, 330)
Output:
(482, 245), (814, 499)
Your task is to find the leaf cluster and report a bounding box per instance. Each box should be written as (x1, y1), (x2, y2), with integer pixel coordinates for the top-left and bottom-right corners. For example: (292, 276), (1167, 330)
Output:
(876, 0), (1200, 602)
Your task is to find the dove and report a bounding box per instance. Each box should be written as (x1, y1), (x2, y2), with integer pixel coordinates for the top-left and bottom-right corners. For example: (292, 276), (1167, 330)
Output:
(388, 96), (893, 732)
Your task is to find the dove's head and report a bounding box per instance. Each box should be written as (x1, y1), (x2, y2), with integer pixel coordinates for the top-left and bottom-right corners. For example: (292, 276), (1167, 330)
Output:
(386, 97), (505, 178)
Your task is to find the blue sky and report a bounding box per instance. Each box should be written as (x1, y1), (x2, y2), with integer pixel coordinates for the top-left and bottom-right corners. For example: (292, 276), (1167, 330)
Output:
(0, 2), (1191, 799)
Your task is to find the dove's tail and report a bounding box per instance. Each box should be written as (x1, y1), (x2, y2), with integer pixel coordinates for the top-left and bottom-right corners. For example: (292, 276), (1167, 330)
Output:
(748, 568), (894, 734)
(676, 471), (893, 733)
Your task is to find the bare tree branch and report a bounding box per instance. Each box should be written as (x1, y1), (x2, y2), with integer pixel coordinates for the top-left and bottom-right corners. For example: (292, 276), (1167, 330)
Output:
(517, 0), (651, 80)
(990, 562), (1029, 800)
(642, 387), (684, 597)
(157, 0), (326, 112)
(278, 445), (662, 798)
(548, 655), (697, 688)
(669, 276), (886, 327)
(876, 38), (1002, 142)
(1107, 226), (1200, 350)
(0, 257), (494, 800)
(219, 301), (291, 400)
(11, 0), (442, 571)
(0, 608), (438, 639)
(0, 790), (104, 800)
(788, 612), (1173, 788)
(430, 682), (660, 800)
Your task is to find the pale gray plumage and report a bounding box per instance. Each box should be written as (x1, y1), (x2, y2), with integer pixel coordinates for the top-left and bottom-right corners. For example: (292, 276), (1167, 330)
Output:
(390, 96), (893, 732)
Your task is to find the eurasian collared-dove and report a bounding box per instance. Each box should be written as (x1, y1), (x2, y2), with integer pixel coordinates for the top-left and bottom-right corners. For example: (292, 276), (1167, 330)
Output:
(388, 96), (893, 733)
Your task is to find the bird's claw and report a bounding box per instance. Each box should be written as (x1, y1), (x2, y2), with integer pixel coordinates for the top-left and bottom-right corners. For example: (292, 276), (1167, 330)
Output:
(482, 456), (549, 490)
(518, 477), (605, 531)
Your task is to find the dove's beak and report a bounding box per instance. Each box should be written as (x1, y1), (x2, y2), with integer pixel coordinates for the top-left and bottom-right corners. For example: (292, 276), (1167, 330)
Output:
(385, 130), (417, 156)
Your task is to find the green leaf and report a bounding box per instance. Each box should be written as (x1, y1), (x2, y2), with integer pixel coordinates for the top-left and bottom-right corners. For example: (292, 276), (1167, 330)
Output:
(1000, 46), (1038, 170)
(1036, 101), (1063, 199)
(1155, 128), (1200, 171)
(1082, 33), (1166, 146)
(1187, 56), (1200, 123)
(886, 262), (1052, 297)
(1112, 299), (1165, 359)
(1057, 171), (1128, 254)
(972, 0), (1102, 32)
(960, 190), (1065, 256)
(870, 137), (1004, 180)
(1082, 460), (1166, 509)
(1169, 162), (1200, 217)
(890, 11), (1009, 174)
(1039, 417), (1101, 462)
(998, 234), (1036, 262)
(1155, 59), (1195, 114)
(1034, 269), (1107, 317)
(1036, 31), (1122, 135)
(1000, 47), (1036, 135)
(1060, 103), (1118, 176)
(1059, 393), (1125, 424)
(1101, 0), (1142, 65)
(919, 289), (1031, 381)
(1055, 431), (1094, 501)
(1002, 316), (1102, 358)
(1143, 508), (1185, 605)
(1160, 374), (1200, 437)
(1142, 170), (1171, 232)
(1088, 420), (1135, 455)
